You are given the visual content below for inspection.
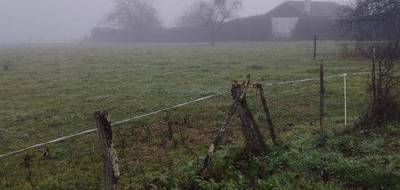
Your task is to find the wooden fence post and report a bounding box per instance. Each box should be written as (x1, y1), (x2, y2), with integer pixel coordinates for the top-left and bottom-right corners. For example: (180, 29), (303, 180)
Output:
(95, 111), (120, 190)
(201, 99), (239, 175)
(313, 34), (317, 60)
(232, 82), (269, 156)
(201, 75), (269, 175)
(319, 63), (325, 139)
(201, 78), (250, 175)
(255, 83), (277, 145)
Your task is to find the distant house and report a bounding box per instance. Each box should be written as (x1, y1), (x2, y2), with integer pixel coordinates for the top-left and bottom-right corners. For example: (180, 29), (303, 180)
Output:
(267, 0), (340, 39)
(90, 0), (342, 43)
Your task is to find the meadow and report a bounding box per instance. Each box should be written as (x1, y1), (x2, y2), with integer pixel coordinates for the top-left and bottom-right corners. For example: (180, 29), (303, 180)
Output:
(0, 42), (398, 189)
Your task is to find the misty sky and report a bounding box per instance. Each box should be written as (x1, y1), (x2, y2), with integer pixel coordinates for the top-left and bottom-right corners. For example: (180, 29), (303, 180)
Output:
(0, 0), (347, 43)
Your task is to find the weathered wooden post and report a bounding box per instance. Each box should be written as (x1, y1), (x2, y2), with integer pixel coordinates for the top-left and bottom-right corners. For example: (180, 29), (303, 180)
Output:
(313, 34), (317, 60)
(319, 63), (325, 139)
(201, 75), (269, 175)
(255, 83), (277, 145)
(95, 111), (120, 190)
(201, 99), (240, 175)
(232, 81), (269, 155)
(201, 78), (250, 175)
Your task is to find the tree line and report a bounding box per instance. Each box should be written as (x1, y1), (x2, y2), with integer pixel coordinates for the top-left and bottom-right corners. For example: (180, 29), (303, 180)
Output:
(92, 0), (242, 45)
(90, 0), (339, 44)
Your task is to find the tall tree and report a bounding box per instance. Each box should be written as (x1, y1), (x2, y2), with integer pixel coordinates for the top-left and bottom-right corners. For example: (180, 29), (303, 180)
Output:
(339, 0), (400, 125)
(106, 0), (161, 32)
(177, 0), (242, 45)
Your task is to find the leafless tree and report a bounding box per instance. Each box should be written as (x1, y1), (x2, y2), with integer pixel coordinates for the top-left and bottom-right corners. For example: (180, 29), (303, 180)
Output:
(177, 0), (242, 45)
(339, 0), (400, 125)
(106, 0), (161, 32)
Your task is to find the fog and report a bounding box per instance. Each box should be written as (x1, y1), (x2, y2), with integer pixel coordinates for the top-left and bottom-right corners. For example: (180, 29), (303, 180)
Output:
(0, 0), (347, 44)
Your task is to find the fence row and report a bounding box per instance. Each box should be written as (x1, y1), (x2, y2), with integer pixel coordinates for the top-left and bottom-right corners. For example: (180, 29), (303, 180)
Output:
(0, 71), (369, 160)
(0, 70), (371, 189)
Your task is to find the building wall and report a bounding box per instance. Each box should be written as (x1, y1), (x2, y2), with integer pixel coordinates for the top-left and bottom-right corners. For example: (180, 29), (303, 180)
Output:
(271, 17), (300, 39)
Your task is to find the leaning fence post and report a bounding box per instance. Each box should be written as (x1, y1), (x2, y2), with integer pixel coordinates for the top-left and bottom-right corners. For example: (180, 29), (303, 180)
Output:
(255, 83), (277, 145)
(319, 63), (325, 139)
(95, 111), (120, 190)
(201, 76), (251, 175)
(233, 77), (268, 156)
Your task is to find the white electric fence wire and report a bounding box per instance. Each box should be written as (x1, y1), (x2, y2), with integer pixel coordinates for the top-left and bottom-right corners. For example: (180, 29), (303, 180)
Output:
(112, 94), (224, 126)
(0, 71), (371, 159)
(0, 129), (98, 159)
(264, 73), (344, 86)
(0, 94), (223, 159)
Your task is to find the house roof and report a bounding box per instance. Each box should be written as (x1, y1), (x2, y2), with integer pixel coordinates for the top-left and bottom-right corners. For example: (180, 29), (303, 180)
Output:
(268, 1), (341, 17)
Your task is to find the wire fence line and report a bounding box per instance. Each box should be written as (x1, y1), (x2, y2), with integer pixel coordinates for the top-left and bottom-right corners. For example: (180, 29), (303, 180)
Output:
(112, 94), (224, 126)
(264, 72), (370, 86)
(0, 129), (98, 159)
(0, 94), (224, 159)
(0, 71), (371, 159)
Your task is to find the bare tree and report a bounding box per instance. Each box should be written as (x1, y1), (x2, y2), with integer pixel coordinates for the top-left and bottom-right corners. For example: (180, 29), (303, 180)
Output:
(106, 0), (161, 32)
(177, 0), (242, 45)
(339, 0), (400, 125)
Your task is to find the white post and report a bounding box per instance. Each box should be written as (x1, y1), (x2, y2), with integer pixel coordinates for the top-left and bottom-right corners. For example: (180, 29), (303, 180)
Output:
(343, 73), (348, 127)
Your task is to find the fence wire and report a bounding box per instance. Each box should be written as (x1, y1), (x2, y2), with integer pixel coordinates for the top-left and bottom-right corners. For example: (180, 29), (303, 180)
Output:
(0, 72), (371, 189)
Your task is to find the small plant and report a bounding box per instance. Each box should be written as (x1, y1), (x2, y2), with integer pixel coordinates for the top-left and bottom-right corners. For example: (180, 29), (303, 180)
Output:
(163, 112), (174, 141)
(3, 64), (10, 71)
(182, 113), (192, 128)
(177, 125), (188, 146)
(116, 130), (133, 189)
(21, 154), (35, 190)
(42, 147), (51, 159)
(0, 163), (11, 188)
(144, 125), (153, 144)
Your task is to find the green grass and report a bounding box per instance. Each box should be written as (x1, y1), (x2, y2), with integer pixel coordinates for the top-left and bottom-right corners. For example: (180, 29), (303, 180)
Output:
(0, 41), (398, 189)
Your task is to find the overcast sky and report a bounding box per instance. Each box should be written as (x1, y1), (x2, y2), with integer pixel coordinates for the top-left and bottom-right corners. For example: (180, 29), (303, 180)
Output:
(0, 0), (347, 44)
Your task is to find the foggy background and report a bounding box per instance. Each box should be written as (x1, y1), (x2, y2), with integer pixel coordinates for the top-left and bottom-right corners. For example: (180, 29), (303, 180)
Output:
(0, 0), (347, 44)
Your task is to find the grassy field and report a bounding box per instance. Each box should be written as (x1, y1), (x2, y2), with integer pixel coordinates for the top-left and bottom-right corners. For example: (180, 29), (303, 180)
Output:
(0, 41), (398, 189)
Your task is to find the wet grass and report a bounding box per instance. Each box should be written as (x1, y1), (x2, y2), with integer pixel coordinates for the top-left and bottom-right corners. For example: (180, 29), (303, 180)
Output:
(1, 41), (398, 189)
